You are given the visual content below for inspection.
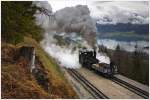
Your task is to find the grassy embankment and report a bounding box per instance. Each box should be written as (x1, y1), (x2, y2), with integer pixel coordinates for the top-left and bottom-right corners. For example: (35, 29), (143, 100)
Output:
(1, 37), (77, 99)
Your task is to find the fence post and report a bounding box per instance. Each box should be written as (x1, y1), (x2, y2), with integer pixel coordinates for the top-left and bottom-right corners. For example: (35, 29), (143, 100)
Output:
(31, 48), (36, 73)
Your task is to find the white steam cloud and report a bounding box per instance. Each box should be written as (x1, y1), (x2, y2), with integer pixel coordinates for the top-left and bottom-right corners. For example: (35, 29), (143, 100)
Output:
(35, 2), (96, 68)
(43, 44), (81, 69)
(35, 2), (97, 46)
(35, 1), (110, 68)
(96, 53), (110, 64)
(41, 34), (80, 69)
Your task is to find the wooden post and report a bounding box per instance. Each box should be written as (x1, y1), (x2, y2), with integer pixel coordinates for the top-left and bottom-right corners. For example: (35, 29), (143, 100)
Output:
(19, 46), (36, 73)
(31, 48), (35, 73)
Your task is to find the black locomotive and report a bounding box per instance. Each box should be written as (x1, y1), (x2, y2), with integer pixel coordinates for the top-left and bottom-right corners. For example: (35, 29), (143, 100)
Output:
(79, 49), (118, 77)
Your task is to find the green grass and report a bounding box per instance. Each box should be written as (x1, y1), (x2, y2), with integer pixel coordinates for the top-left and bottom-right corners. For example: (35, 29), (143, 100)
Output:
(17, 37), (65, 78)
(16, 37), (77, 98)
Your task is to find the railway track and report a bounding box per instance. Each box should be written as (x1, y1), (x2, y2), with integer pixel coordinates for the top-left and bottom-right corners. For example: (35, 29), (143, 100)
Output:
(112, 77), (149, 99)
(67, 69), (109, 99)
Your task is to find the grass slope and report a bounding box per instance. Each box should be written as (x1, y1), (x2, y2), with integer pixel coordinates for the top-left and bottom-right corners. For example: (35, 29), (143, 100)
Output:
(2, 37), (77, 98)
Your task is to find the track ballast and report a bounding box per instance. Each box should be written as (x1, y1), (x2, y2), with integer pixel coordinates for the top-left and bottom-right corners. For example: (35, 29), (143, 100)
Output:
(67, 69), (109, 99)
(112, 76), (149, 99)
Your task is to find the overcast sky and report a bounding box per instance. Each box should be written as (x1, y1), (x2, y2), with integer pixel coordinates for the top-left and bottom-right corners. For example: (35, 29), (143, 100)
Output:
(48, 0), (149, 24)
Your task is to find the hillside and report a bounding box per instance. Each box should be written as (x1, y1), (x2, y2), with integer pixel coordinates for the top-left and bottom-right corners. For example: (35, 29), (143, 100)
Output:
(96, 23), (149, 35)
(1, 37), (77, 99)
(98, 45), (149, 85)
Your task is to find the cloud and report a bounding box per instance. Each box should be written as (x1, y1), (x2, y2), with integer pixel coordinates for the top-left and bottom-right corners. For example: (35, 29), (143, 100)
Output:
(48, 0), (87, 12)
(47, 1), (149, 24)
(90, 1), (149, 24)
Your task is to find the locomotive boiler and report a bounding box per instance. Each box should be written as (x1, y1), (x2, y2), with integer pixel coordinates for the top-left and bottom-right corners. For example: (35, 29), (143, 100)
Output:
(79, 49), (118, 77)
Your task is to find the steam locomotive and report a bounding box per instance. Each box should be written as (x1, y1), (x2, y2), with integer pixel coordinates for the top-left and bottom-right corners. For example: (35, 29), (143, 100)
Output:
(79, 49), (118, 77)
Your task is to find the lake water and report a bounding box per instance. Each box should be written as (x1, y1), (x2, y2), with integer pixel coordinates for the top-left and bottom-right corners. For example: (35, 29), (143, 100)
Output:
(97, 39), (149, 54)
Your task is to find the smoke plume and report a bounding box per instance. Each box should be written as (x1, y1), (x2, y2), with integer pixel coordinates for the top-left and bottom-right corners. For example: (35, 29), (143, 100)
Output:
(35, 1), (110, 68)
(36, 2), (97, 46)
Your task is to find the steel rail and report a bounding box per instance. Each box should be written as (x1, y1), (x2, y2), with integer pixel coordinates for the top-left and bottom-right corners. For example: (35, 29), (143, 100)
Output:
(68, 69), (109, 99)
(112, 77), (149, 99)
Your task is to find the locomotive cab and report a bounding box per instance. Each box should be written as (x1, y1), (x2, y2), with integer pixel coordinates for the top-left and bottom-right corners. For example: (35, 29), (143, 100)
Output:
(79, 49), (98, 68)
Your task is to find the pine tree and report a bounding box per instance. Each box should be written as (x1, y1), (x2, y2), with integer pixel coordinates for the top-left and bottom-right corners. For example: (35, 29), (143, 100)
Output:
(113, 44), (121, 71)
(1, 1), (50, 44)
